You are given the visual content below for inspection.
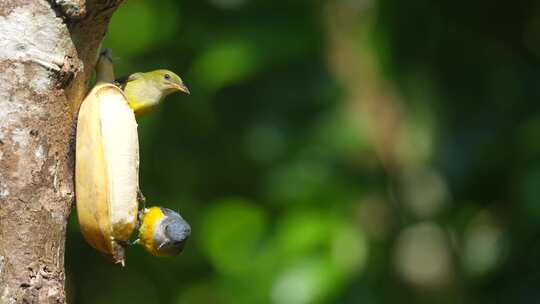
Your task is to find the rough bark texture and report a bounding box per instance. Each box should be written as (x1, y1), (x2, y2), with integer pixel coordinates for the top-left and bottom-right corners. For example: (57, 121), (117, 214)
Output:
(0, 1), (123, 303)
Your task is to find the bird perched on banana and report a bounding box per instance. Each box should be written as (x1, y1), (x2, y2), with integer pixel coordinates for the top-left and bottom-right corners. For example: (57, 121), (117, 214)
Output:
(113, 60), (191, 256)
(116, 69), (190, 117)
(75, 49), (192, 264)
(112, 57), (192, 255)
(137, 206), (191, 256)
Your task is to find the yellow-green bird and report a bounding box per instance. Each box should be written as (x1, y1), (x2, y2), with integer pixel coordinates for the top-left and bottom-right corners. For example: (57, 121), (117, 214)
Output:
(116, 70), (190, 117)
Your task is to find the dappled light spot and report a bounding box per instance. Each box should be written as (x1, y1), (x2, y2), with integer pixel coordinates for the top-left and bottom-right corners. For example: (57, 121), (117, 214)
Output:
(402, 166), (449, 218)
(190, 40), (260, 92)
(463, 210), (505, 277)
(331, 222), (368, 273)
(394, 222), (453, 289)
(271, 259), (342, 304)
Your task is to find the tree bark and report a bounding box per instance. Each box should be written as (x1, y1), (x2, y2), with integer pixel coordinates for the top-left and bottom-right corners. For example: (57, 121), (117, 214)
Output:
(0, 1), (123, 302)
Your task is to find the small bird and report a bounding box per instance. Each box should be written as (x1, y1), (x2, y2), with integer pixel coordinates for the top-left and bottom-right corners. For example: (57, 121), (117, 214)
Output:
(116, 70), (190, 117)
(136, 206), (191, 256)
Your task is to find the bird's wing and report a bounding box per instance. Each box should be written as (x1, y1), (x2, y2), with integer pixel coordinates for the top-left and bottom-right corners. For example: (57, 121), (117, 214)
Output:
(115, 73), (143, 89)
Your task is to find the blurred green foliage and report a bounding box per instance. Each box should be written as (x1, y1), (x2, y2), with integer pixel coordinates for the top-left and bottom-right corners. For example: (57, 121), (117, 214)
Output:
(66, 0), (540, 303)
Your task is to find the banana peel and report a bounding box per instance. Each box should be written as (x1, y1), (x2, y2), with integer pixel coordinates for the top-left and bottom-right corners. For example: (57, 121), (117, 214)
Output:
(75, 50), (139, 265)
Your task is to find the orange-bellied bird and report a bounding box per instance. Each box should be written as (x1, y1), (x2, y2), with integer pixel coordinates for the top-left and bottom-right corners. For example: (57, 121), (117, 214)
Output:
(136, 206), (191, 256)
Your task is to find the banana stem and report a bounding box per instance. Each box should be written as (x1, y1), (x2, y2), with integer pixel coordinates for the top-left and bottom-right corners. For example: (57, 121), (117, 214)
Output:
(96, 48), (115, 84)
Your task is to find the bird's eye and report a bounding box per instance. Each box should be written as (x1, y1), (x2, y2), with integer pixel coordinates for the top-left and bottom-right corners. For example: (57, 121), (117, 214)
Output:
(164, 74), (171, 80)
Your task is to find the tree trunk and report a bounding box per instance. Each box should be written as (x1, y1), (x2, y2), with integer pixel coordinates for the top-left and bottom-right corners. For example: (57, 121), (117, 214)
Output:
(0, 1), (122, 302)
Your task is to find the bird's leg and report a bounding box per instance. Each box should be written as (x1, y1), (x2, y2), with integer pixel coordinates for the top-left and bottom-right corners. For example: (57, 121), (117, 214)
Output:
(137, 188), (146, 209)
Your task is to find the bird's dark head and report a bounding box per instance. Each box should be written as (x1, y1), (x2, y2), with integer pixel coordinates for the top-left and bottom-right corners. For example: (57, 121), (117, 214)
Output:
(157, 208), (191, 256)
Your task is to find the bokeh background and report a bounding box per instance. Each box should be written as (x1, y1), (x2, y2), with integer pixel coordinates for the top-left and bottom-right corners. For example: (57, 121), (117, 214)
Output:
(66, 0), (540, 303)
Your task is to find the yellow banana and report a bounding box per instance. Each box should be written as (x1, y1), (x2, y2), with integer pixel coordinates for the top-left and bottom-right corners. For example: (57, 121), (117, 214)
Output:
(75, 50), (139, 265)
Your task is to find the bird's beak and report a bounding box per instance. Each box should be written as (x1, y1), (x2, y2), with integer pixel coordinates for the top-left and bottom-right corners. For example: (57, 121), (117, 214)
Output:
(174, 83), (190, 95)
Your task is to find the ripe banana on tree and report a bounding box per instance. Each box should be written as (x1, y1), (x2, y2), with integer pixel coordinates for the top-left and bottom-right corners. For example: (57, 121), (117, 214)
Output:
(75, 49), (139, 265)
